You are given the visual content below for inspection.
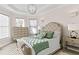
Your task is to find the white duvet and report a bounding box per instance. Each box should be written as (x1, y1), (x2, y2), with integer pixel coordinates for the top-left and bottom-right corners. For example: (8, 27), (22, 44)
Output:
(17, 31), (61, 55)
(17, 36), (61, 55)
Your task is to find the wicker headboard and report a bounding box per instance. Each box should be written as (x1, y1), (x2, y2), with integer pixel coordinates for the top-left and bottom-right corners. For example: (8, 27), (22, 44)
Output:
(42, 22), (62, 32)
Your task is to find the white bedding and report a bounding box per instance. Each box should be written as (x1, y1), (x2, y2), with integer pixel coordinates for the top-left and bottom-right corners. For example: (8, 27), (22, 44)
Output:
(16, 30), (61, 55)
(37, 38), (60, 55)
(16, 22), (62, 55)
(17, 36), (61, 55)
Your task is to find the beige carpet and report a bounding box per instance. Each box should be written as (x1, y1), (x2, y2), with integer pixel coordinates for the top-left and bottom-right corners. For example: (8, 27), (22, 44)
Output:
(55, 51), (70, 55)
(0, 42), (78, 55)
(0, 37), (12, 48)
(0, 43), (23, 55)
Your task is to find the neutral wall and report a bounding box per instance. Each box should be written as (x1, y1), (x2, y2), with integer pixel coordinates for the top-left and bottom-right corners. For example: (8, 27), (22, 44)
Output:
(6, 5), (79, 36)
(37, 5), (79, 36)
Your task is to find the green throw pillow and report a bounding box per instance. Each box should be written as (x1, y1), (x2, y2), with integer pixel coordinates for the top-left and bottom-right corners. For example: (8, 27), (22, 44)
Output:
(46, 32), (54, 39)
(37, 31), (47, 39)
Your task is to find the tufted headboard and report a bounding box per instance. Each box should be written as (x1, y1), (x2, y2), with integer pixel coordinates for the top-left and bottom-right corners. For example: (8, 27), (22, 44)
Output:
(42, 22), (62, 45)
(41, 22), (62, 47)
(42, 22), (62, 32)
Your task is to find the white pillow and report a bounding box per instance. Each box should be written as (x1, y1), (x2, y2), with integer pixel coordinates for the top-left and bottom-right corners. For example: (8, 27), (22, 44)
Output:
(53, 30), (61, 38)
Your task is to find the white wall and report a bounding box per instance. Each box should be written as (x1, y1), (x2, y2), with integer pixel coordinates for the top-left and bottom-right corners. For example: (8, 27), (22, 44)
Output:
(10, 5), (79, 36)
(1, 4), (79, 36)
(37, 5), (79, 36)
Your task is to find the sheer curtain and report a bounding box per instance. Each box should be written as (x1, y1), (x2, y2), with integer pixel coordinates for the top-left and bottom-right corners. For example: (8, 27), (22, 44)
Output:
(0, 14), (10, 39)
(29, 19), (38, 35)
(16, 19), (25, 27)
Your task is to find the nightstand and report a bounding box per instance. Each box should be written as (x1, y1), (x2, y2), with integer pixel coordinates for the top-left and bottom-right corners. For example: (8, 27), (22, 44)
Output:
(63, 36), (79, 53)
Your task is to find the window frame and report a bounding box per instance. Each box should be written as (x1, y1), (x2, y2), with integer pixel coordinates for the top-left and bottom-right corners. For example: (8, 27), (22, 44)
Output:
(0, 14), (10, 39)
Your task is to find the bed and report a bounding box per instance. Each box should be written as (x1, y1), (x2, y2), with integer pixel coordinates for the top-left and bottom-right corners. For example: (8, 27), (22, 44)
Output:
(17, 22), (62, 55)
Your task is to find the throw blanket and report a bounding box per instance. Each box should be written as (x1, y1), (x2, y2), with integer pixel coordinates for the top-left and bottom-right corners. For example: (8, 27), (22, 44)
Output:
(22, 36), (49, 54)
(33, 41), (49, 54)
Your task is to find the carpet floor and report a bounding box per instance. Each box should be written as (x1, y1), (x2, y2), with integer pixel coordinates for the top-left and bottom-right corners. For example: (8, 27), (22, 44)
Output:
(0, 42), (78, 55)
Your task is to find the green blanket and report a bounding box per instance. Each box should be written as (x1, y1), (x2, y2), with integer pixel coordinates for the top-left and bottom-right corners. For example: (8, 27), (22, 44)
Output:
(23, 37), (49, 55)
(33, 41), (49, 55)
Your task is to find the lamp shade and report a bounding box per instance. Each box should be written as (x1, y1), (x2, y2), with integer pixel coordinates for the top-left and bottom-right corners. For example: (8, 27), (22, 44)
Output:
(68, 24), (79, 30)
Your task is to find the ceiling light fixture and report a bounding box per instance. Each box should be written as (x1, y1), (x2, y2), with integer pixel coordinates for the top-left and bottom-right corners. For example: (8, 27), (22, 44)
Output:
(27, 4), (37, 15)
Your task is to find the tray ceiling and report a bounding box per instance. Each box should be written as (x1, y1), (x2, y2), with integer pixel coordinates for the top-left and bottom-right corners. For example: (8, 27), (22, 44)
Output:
(0, 4), (63, 18)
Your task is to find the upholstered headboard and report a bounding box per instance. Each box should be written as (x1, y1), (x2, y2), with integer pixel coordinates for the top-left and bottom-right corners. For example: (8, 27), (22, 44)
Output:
(42, 22), (62, 45)
(42, 22), (62, 32)
(42, 22), (62, 47)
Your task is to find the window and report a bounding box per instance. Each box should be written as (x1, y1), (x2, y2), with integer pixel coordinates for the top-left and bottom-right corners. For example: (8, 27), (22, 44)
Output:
(16, 19), (25, 27)
(0, 14), (10, 39)
(29, 19), (38, 34)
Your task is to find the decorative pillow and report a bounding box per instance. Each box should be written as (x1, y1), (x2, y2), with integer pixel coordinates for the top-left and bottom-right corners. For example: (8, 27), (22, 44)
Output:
(46, 32), (54, 39)
(36, 31), (47, 39)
